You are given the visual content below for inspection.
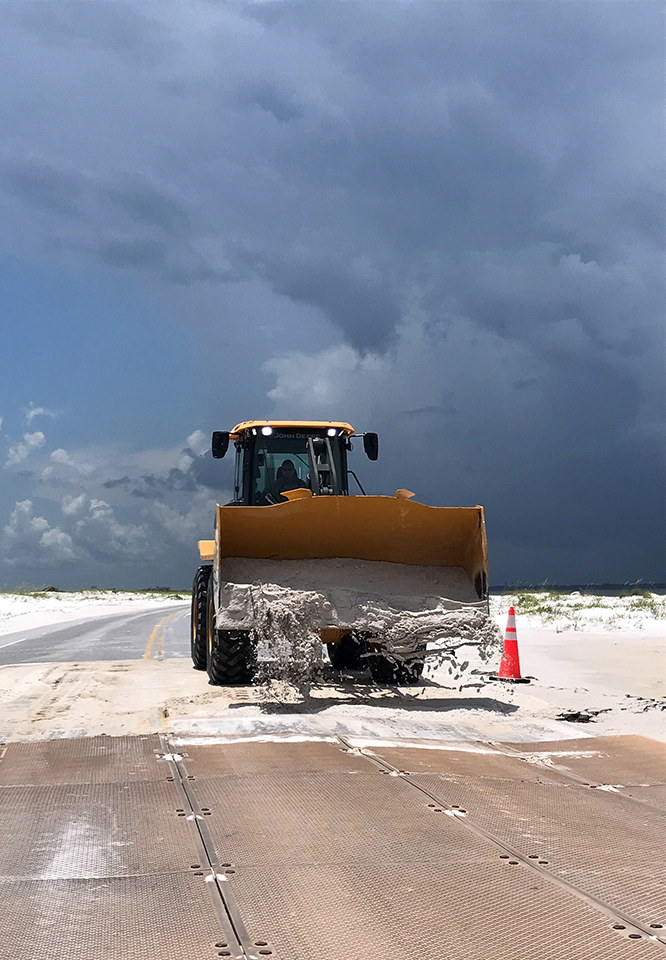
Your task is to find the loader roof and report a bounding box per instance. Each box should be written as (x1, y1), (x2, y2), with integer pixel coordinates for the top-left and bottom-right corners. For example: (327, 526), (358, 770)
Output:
(231, 420), (355, 437)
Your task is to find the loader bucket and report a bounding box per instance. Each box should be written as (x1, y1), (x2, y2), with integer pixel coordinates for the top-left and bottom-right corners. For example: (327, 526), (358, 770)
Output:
(216, 496), (488, 599)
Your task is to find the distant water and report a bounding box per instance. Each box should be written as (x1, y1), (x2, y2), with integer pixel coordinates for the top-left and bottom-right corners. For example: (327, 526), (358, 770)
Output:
(490, 583), (666, 596)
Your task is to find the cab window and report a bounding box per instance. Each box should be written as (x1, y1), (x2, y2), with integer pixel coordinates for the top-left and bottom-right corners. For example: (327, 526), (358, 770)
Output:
(251, 435), (311, 504)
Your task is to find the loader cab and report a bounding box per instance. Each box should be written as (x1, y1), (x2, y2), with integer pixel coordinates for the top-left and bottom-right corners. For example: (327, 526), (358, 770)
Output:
(243, 425), (349, 505)
(212, 421), (377, 506)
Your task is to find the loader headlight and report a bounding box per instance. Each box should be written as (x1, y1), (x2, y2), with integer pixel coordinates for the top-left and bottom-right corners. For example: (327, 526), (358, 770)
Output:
(327, 428), (337, 437)
(261, 426), (273, 436)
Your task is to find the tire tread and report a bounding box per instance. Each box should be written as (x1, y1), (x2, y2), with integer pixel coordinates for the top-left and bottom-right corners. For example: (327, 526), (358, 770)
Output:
(206, 589), (256, 685)
(190, 565), (211, 669)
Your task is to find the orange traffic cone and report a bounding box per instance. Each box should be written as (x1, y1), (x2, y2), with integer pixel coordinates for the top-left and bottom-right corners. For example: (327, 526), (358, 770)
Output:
(490, 606), (530, 683)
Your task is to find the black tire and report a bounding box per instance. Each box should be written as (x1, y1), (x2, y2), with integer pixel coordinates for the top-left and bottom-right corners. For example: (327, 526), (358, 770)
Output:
(206, 588), (257, 685)
(327, 632), (368, 670)
(368, 653), (424, 685)
(191, 565), (211, 670)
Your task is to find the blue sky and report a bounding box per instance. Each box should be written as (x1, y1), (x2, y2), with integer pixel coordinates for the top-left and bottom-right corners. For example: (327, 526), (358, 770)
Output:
(0, 1), (664, 588)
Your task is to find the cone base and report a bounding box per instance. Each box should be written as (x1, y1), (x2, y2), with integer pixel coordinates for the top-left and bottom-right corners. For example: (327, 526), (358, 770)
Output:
(487, 675), (531, 684)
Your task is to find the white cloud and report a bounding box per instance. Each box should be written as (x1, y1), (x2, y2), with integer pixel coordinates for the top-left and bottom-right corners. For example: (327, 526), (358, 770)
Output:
(61, 493), (88, 516)
(1, 420), (225, 578)
(266, 306), (540, 431)
(176, 451), (195, 472)
(42, 448), (96, 479)
(37, 430), (211, 493)
(5, 431), (46, 466)
(186, 429), (208, 455)
(24, 402), (62, 425)
(150, 489), (216, 547)
(2, 494), (148, 569)
(39, 525), (77, 560)
(2, 499), (75, 565)
(50, 448), (73, 464)
(265, 303), (551, 509)
(74, 498), (146, 559)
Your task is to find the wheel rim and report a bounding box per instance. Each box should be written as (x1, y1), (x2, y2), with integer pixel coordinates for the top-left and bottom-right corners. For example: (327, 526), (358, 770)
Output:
(191, 595), (197, 643)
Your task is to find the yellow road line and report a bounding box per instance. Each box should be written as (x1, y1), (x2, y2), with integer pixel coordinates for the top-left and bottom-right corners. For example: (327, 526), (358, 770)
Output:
(143, 614), (170, 660)
(156, 611), (180, 660)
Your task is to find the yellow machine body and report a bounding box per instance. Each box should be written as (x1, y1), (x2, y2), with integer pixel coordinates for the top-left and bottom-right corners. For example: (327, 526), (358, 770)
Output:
(230, 420), (355, 439)
(213, 495), (488, 600)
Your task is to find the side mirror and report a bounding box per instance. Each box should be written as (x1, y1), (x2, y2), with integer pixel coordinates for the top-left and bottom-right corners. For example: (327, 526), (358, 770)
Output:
(211, 431), (230, 459)
(363, 432), (379, 461)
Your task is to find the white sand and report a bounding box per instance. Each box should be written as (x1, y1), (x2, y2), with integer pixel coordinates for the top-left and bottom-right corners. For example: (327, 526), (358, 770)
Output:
(0, 590), (188, 638)
(215, 558), (498, 680)
(0, 590), (663, 744)
(491, 590), (666, 633)
(508, 626), (665, 698)
(220, 558), (480, 604)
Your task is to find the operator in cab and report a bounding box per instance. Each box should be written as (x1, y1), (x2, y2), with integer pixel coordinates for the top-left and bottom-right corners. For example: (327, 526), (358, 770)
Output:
(274, 459), (308, 499)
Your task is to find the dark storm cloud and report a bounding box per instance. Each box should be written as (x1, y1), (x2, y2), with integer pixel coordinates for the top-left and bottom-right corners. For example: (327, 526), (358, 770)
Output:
(11, 0), (165, 58)
(0, 0), (663, 582)
(236, 78), (304, 124)
(3, 161), (83, 217)
(3, 1), (661, 349)
(133, 466), (196, 498)
(103, 476), (131, 490)
(190, 452), (234, 492)
(97, 238), (168, 270)
(103, 451), (230, 500)
(249, 254), (401, 349)
(105, 182), (192, 235)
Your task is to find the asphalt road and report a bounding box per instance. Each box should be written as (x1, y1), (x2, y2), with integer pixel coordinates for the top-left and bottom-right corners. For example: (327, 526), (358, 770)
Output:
(0, 603), (190, 665)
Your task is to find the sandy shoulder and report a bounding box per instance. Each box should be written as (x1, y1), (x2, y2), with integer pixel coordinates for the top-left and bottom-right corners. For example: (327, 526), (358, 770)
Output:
(0, 591), (188, 637)
(0, 591), (663, 745)
(1, 623), (663, 744)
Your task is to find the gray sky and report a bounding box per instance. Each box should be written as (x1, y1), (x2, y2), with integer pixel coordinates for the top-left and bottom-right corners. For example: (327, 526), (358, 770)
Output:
(0, 1), (664, 588)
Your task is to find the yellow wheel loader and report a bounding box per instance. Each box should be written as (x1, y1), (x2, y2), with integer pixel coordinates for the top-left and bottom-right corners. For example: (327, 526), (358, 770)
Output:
(191, 421), (489, 685)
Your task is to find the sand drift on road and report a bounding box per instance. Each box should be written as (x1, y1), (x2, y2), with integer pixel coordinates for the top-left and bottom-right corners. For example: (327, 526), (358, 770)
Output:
(0, 588), (663, 745)
(0, 589), (188, 637)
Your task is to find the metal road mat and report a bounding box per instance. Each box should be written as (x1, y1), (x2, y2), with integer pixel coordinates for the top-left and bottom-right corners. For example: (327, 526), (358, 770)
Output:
(408, 773), (666, 929)
(177, 738), (370, 777)
(0, 735), (165, 786)
(362, 741), (570, 782)
(0, 734), (665, 959)
(224, 861), (660, 960)
(0, 874), (226, 960)
(620, 783), (666, 810)
(190, 768), (494, 866)
(187, 740), (666, 958)
(501, 735), (666, 785)
(0, 781), (195, 879)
